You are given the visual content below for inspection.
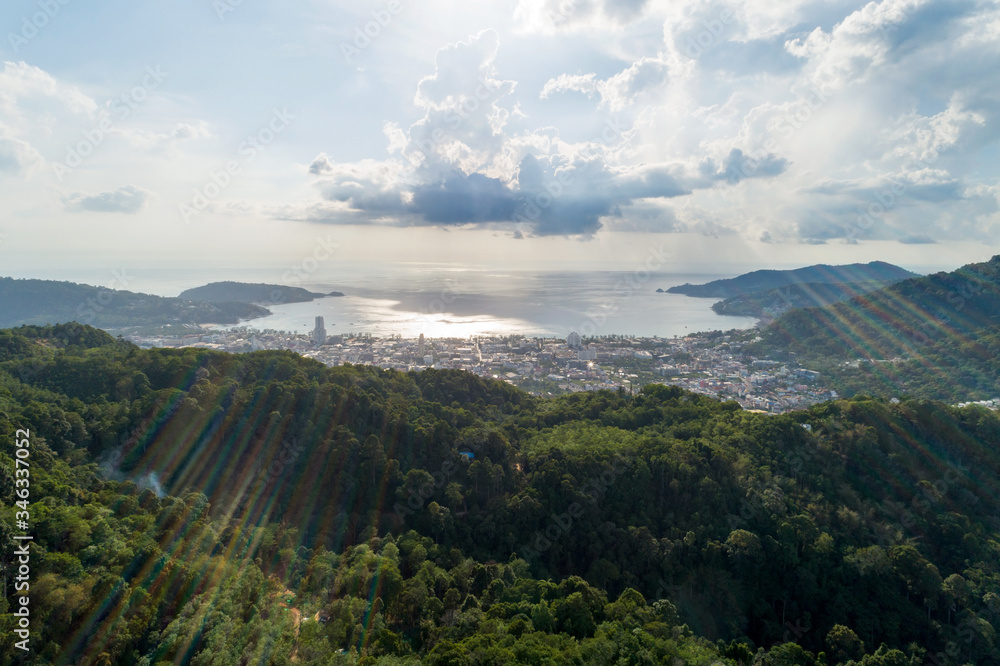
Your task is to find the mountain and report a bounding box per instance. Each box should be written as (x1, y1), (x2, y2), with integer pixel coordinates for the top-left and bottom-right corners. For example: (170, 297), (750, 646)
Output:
(711, 280), (899, 319)
(179, 281), (329, 305)
(751, 255), (1000, 401)
(0, 276), (269, 329)
(1, 323), (998, 665)
(667, 261), (918, 299)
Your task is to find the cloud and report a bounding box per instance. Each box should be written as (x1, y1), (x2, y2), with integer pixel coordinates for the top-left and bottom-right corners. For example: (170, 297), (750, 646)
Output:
(310, 142), (700, 237)
(514, 0), (652, 33)
(540, 73), (599, 99)
(0, 61), (96, 118)
(309, 153), (334, 175)
(802, 170), (963, 203)
(899, 233), (936, 244)
(0, 0), (998, 255)
(309, 31), (523, 227)
(63, 185), (151, 214)
(411, 171), (517, 223)
(297, 28), (788, 238)
(0, 129), (42, 176)
(277, 1), (1000, 245)
(885, 97), (990, 164)
(116, 122), (213, 152)
(405, 29), (517, 172)
(540, 56), (669, 111)
(317, 158), (409, 213)
(383, 122), (408, 154)
(172, 123), (212, 141)
(714, 149), (789, 184)
(269, 201), (363, 225)
(415, 30), (506, 109)
(0, 62), (95, 179)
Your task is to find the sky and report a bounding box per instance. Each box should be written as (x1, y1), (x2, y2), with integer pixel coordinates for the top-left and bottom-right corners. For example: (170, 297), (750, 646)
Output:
(1, 0), (999, 285)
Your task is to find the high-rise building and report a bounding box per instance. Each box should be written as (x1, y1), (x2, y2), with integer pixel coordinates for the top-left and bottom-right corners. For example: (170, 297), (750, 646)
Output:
(418, 333), (425, 356)
(313, 316), (327, 345)
(567, 331), (582, 348)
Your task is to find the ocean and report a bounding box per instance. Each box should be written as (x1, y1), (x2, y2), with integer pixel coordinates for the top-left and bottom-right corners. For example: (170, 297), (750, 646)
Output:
(225, 265), (759, 339)
(12, 264), (760, 338)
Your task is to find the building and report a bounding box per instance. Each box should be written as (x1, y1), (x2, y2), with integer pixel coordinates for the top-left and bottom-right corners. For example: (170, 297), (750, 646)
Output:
(418, 333), (425, 356)
(567, 331), (582, 348)
(312, 316), (327, 345)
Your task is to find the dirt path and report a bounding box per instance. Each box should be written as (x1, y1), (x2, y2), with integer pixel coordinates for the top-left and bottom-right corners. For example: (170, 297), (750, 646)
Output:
(270, 581), (305, 662)
(288, 607), (303, 662)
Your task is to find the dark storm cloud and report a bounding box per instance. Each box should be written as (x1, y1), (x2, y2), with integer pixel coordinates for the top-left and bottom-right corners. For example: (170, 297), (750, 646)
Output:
(312, 143), (791, 237)
(716, 149), (789, 184)
(410, 172), (518, 223)
(508, 154), (691, 237)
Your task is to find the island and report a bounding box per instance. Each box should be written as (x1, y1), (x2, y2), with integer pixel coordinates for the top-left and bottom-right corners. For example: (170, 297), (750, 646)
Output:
(179, 281), (331, 305)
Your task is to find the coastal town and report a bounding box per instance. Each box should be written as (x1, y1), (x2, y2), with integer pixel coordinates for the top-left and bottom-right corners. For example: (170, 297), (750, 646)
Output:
(127, 317), (839, 413)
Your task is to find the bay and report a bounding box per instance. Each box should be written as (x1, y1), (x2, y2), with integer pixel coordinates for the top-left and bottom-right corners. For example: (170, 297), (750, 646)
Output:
(229, 266), (759, 339)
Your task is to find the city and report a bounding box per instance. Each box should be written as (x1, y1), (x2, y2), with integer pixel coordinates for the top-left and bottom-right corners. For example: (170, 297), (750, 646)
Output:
(127, 315), (839, 413)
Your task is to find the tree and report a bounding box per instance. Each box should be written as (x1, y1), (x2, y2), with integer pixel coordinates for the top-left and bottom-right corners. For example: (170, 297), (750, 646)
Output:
(725, 529), (764, 572)
(942, 573), (971, 622)
(762, 642), (815, 666)
(360, 434), (386, 486)
(531, 601), (555, 633)
(428, 502), (453, 543)
(555, 592), (596, 638)
(826, 624), (865, 663)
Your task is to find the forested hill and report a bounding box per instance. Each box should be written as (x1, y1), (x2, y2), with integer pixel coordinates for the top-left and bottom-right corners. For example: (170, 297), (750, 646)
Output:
(667, 262), (917, 298)
(178, 281), (331, 305)
(0, 277), (269, 329)
(711, 280), (895, 319)
(1, 324), (999, 665)
(750, 255), (1000, 401)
